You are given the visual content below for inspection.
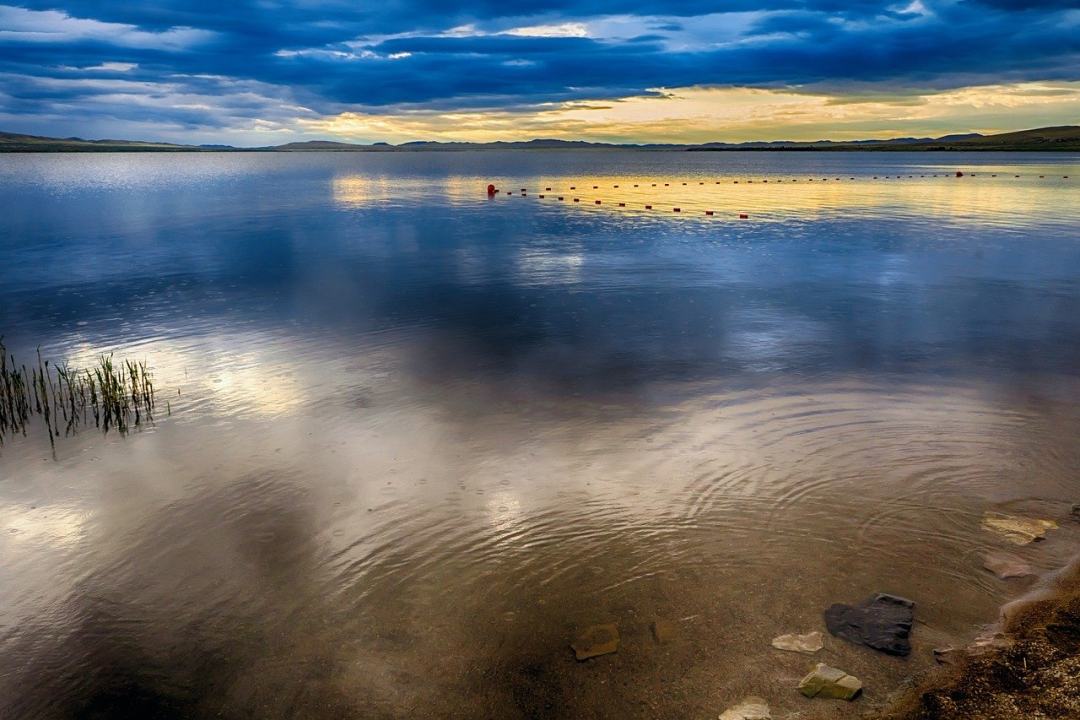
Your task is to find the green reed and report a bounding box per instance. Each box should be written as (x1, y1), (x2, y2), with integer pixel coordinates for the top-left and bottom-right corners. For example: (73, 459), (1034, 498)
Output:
(0, 338), (155, 447)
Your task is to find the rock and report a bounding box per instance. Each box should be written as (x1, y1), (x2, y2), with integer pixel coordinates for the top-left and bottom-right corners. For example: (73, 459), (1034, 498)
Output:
(797, 663), (862, 700)
(933, 646), (958, 665)
(771, 631), (824, 653)
(571, 623), (619, 661)
(718, 696), (771, 719)
(981, 512), (1057, 545)
(982, 551), (1034, 579)
(968, 630), (1011, 657)
(651, 619), (675, 644)
(825, 592), (914, 656)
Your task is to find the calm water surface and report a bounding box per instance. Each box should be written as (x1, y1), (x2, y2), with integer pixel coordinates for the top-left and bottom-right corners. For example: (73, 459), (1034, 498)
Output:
(1, 151), (1079, 719)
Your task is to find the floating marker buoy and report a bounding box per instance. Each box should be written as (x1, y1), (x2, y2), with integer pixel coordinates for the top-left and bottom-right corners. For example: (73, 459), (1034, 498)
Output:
(645, 205), (652, 209)
(614, 185), (619, 188)
(573, 198), (580, 202)
(593, 186), (598, 189)
(618, 202), (625, 207)
(956, 171), (963, 177)
(539, 194), (545, 198)
(558, 196), (564, 200)
(506, 191), (512, 195)
(570, 186), (576, 189)
(705, 210), (714, 216)
(545, 187), (551, 191)
(595, 200), (601, 204)
(739, 213), (749, 219)
(487, 184), (496, 195)
(673, 207), (681, 212)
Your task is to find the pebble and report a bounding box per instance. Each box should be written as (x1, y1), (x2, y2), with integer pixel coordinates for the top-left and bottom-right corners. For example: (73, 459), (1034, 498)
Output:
(981, 512), (1057, 545)
(982, 551), (1034, 579)
(571, 623), (620, 661)
(798, 663), (862, 700)
(718, 696), (771, 719)
(771, 631), (824, 653)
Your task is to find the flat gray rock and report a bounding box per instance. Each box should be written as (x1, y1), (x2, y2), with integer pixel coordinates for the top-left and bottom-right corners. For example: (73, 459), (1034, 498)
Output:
(825, 592), (914, 656)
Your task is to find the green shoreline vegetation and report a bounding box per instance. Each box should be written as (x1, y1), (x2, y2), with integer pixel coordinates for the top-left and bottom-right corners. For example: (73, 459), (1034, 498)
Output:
(0, 339), (157, 447)
(1, 125), (1078, 153)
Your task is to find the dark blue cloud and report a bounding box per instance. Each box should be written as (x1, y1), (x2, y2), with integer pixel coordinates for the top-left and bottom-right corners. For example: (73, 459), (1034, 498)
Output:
(0, 0), (1077, 139)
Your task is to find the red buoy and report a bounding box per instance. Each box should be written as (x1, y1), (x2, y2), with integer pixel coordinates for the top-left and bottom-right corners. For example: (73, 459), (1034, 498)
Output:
(487, 184), (496, 196)
(739, 213), (749, 219)
(956, 171), (963, 177)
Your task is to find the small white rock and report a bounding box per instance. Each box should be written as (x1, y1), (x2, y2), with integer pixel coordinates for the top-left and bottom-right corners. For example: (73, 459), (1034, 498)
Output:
(771, 631), (824, 653)
(719, 696), (771, 720)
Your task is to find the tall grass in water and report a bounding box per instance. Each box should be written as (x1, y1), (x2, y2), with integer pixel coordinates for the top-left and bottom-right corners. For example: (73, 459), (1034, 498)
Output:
(0, 339), (155, 447)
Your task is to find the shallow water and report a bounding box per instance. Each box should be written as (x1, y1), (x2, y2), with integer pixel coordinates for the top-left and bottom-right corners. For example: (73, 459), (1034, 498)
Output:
(1, 151), (1079, 719)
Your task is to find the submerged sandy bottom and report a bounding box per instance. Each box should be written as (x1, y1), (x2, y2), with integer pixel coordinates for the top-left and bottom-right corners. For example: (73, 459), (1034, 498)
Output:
(3, 369), (1080, 719)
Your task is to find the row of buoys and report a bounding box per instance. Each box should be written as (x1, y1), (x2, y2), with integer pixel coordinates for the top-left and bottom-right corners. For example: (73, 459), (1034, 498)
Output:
(489, 172), (1069, 196)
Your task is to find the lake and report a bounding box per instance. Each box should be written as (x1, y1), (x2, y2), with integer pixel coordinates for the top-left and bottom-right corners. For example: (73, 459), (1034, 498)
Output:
(1, 151), (1079, 719)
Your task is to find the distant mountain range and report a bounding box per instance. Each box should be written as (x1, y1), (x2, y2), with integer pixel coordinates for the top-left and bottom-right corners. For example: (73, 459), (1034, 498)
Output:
(2, 125), (1078, 152)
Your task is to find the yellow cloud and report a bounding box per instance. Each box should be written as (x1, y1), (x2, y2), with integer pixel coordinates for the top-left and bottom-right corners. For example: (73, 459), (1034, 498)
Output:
(299, 82), (1080, 144)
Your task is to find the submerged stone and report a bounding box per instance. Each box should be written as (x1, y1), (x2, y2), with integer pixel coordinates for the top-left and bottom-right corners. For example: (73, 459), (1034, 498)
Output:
(933, 646), (958, 665)
(982, 551), (1034, 579)
(797, 663), (862, 700)
(771, 631), (824, 653)
(650, 619), (675, 644)
(825, 593), (914, 656)
(718, 695), (771, 719)
(571, 623), (620, 661)
(981, 512), (1057, 545)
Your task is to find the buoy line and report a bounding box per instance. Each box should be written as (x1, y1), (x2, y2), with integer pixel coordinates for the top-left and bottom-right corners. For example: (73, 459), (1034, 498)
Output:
(485, 173), (1071, 218)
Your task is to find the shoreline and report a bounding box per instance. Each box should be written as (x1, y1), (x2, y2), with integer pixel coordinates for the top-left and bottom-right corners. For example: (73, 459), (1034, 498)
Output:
(875, 552), (1080, 719)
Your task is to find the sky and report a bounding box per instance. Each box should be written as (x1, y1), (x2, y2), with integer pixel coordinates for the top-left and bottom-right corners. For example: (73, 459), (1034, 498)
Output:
(0, 1), (1078, 145)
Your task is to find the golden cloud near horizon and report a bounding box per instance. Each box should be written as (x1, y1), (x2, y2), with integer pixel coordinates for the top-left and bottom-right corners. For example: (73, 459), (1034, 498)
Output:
(299, 82), (1080, 144)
